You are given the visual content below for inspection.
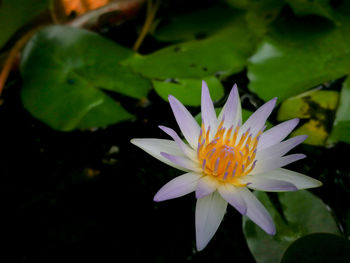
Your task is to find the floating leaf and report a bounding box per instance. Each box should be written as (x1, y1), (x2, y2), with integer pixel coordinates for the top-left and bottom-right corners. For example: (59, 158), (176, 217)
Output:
(277, 89), (339, 146)
(152, 77), (224, 106)
(248, 14), (350, 101)
(285, 0), (340, 24)
(281, 233), (350, 263)
(153, 4), (236, 42)
(123, 12), (258, 79)
(0, 0), (49, 48)
(21, 25), (152, 131)
(243, 190), (340, 263)
(225, 0), (284, 40)
(328, 77), (350, 145)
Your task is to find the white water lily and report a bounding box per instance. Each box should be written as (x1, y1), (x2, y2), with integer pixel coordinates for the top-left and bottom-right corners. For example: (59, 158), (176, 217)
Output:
(131, 81), (322, 251)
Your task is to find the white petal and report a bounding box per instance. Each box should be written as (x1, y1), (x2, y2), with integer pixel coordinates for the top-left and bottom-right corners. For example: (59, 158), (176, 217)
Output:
(168, 95), (200, 149)
(241, 175), (298, 192)
(218, 84), (241, 129)
(131, 138), (188, 171)
(240, 98), (277, 136)
(253, 168), (322, 190)
(252, 154), (306, 175)
(196, 176), (219, 199)
(158, 125), (197, 161)
(256, 135), (307, 160)
(240, 187), (275, 235)
(161, 152), (201, 172)
(258, 118), (299, 150)
(154, 172), (201, 202)
(195, 191), (228, 251)
(218, 184), (247, 215)
(201, 80), (217, 137)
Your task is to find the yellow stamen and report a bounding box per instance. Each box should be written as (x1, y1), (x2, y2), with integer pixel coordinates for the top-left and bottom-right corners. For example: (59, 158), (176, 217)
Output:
(197, 123), (259, 186)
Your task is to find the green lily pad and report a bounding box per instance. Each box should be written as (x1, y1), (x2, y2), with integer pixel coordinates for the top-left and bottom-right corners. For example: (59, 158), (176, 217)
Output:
(226, 0), (283, 10)
(152, 77), (224, 106)
(20, 25), (152, 131)
(0, 0), (49, 48)
(328, 77), (350, 145)
(226, 0), (284, 33)
(285, 0), (340, 24)
(248, 13), (350, 102)
(277, 89), (339, 146)
(243, 190), (340, 263)
(281, 233), (350, 263)
(123, 12), (258, 79)
(153, 4), (236, 42)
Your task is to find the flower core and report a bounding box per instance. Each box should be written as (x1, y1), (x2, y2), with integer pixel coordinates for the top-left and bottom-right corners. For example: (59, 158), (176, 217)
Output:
(197, 120), (261, 186)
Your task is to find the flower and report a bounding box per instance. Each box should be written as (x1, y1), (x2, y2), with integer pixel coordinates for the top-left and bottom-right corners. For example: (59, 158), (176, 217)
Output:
(131, 81), (322, 251)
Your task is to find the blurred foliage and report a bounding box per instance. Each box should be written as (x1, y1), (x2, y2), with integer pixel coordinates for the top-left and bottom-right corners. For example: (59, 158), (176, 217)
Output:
(281, 233), (350, 263)
(243, 190), (340, 263)
(285, 0), (341, 24)
(248, 14), (350, 102)
(152, 4), (236, 42)
(0, 0), (346, 141)
(152, 76), (224, 106)
(328, 77), (350, 145)
(0, 0), (350, 262)
(123, 11), (257, 79)
(0, 0), (49, 49)
(20, 25), (151, 131)
(277, 89), (339, 146)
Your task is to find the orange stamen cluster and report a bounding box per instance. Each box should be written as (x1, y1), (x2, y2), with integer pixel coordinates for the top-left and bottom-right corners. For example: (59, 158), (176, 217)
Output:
(197, 120), (261, 186)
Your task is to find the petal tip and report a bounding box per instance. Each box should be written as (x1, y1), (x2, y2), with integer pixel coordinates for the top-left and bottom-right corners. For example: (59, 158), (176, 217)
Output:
(196, 241), (206, 252)
(168, 94), (176, 102)
(299, 135), (308, 143)
(153, 195), (162, 202)
(268, 227), (276, 236)
(130, 138), (139, 146)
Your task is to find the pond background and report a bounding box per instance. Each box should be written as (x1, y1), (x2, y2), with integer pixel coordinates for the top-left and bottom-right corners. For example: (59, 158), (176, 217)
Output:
(1, 0), (350, 262)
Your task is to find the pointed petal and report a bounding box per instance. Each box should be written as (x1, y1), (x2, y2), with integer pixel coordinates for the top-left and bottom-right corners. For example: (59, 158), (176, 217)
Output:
(242, 175), (298, 192)
(256, 135), (307, 160)
(195, 191), (227, 251)
(201, 80), (217, 136)
(240, 187), (275, 235)
(258, 119), (299, 150)
(131, 138), (188, 171)
(196, 176), (219, 199)
(218, 84), (241, 129)
(253, 168), (322, 190)
(218, 184), (247, 215)
(159, 125), (197, 161)
(241, 98), (277, 136)
(161, 152), (201, 172)
(168, 95), (200, 149)
(154, 172), (201, 202)
(252, 154), (306, 175)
